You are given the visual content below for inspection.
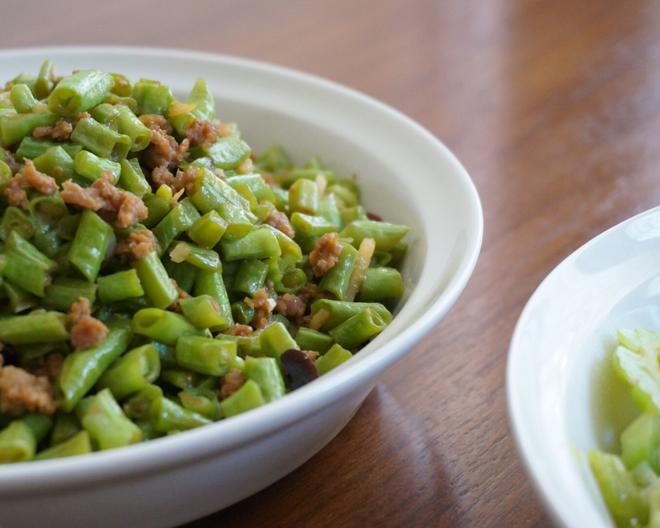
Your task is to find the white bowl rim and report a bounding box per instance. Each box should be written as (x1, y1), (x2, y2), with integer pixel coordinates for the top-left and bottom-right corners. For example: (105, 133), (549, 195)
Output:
(505, 206), (660, 527)
(0, 45), (483, 490)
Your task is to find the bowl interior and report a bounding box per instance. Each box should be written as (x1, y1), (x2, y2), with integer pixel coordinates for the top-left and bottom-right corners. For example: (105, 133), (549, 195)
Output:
(0, 47), (482, 485)
(508, 207), (660, 527)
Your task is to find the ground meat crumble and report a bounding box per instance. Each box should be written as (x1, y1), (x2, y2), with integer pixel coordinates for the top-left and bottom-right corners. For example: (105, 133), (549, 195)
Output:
(117, 229), (157, 260)
(224, 324), (254, 337)
(68, 297), (109, 351)
(141, 124), (189, 170)
(3, 160), (58, 208)
(32, 119), (73, 141)
(249, 288), (276, 330)
(151, 165), (199, 194)
(185, 119), (218, 147)
(61, 172), (148, 227)
(275, 293), (306, 322)
(309, 232), (343, 277)
(219, 369), (246, 399)
(0, 365), (58, 416)
(265, 210), (295, 239)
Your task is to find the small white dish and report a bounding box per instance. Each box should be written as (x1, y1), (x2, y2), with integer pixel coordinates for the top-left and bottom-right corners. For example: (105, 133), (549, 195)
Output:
(508, 206), (660, 527)
(0, 47), (482, 527)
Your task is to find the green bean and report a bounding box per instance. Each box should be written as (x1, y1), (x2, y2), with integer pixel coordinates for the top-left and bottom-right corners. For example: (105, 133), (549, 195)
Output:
(290, 212), (336, 237)
(143, 192), (171, 227)
(164, 259), (196, 294)
(187, 210), (227, 248)
(227, 173), (276, 202)
(159, 369), (199, 390)
(169, 78), (215, 135)
(3, 230), (56, 296)
(221, 379), (265, 418)
(97, 269), (144, 304)
(388, 241), (408, 269)
(33, 146), (75, 181)
(289, 178), (319, 214)
(74, 149), (121, 183)
(231, 300), (255, 326)
(328, 308), (386, 350)
(34, 59), (55, 99)
(68, 209), (113, 282)
(132, 79), (173, 115)
(328, 183), (359, 208)
(36, 431), (92, 460)
(43, 277), (97, 311)
(97, 344), (160, 400)
(70, 117), (131, 161)
(153, 198), (200, 253)
(10, 84), (38, 113)
(15, 136), (82, 160)
(90, 102), (120, 126)
(295, 327), (334, 353)
(319, 194), (342, 229)
(76, 388), (142, 449)
(169, 241), (221, 271)
(319, 243), (358, 300)
(58, 319), (133, 412)
(0, 160), (11, 189)
(309, 299), (392, 331)
(0, 206), (33, 240)
(178, 387), (221, 421)
(221, 227), (281, 261)
(233, 259), (268, 295)
(115, 104), (151, 152)
(132, 251), (178, 309)
(244, 356), (285, 403)
(358, 267), (404, 303)
(254, 144), (291, 172)
(132, 307), (202, 345)
(340, 205), (367, 226)
(259, 321), (298, 358)
(194, 270), (234, 328)
(175, 335), (237, 376)
(315, 343), (353, 375)
(180, 295), (228, 330)
(0, 111), (58, 146)
(0, 414), (52, 462)
(118, 158), (150, 197)
(3, 282), (38, 314)
(48, 70), (114, 117)
(199, 137), (251, 170)
(340, 220), (409, 251)
(265, 225), (303, 264)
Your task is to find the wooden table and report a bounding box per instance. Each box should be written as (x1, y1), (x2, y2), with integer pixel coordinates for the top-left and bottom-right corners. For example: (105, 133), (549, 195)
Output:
(4, 0), (659, 525)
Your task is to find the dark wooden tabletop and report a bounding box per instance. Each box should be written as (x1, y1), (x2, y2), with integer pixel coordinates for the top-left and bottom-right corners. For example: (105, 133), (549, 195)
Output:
(4, 0), (660, 525)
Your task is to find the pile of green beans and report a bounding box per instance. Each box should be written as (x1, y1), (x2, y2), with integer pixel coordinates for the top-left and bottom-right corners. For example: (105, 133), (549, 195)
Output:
(0, 62), (410, 462)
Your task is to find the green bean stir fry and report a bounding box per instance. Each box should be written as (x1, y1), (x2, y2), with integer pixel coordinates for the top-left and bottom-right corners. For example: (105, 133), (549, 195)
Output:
(0, 61), (409, 462)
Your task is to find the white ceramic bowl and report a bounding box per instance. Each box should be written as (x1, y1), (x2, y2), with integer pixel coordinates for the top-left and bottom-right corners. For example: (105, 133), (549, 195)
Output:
(508, 206), (660, 527)
(0, 46), (482, 527)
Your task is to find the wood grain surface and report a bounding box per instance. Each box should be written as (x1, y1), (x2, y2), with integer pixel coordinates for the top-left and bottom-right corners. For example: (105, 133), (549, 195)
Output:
(3, 0), (659, 525)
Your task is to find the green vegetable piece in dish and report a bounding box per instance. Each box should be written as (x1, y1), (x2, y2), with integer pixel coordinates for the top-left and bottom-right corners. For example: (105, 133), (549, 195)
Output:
(620, 413), (660, 472)
(119, 158), (150, 197)
(132, 79), (173, 115)
(315, 343), (353, 375)
(244, 357), (286, 403)
(169, 78), (215, 135)
(260, 322), (298, 359)
(58, 319), (133, 412)
(0, 414), (51, 463)
(76, 388), (142, 450)
(33, 146), (75, 181)
(169, 241), (221, 272)
(49, 412), (81, 446)
(613, 339), (660, 412)
(97, 344), (161, 401)
(328, 308), (387, 350)
(10, 83), (39, 113)
(310, 299), (393, 332)
(43, 277), (97, 311)
(180, 295), (227, 330)
(35, 431), (92, 460)
(175, 336), (237, 376)
(0, 311), (68, 345)
(132, 308), (202, 345)
(3, 230), (56, 296)
(319, 244), (359, 300)
(153, 198), (200, 253)
(114, 104), (151, 152)
(233, 259), (268, 296)
(221, 379), (265, 418)
(70, 117), (131, 161)
(0, 111), (58, 146)
(48, 70), (114, 117)
(201, 137), (251, 170)
(589, 450), (649, 527)
(221, 227), (281, 262)
(194, 270), (234, 329)
(288, 178), (319, 215)
(97, 269), (144, 304)
(357, 267), (404, 303)
(73, 150), (121, 183)
(295, 327), (334, 354)
(132, 252), (178, 309)
(15, 137), (82, 160)
(68, 209), (113, 282)
(187, 210), (227, 248)
(340, 220), (409, 252)
(178, 388), (221, 421)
